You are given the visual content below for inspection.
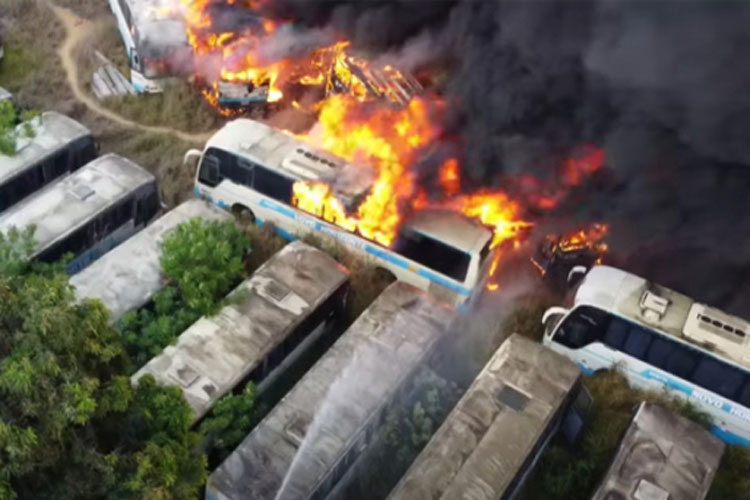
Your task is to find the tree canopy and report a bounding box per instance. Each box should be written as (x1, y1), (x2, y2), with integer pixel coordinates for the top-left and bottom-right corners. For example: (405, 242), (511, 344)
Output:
(0, 227), (206, 500)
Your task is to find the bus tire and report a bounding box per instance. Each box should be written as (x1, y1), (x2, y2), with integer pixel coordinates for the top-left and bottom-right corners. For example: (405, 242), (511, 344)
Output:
(233, 204), (255, 223)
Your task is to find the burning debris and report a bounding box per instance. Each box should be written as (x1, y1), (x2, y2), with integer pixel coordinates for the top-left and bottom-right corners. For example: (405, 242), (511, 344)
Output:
(531, 223), (609, 290)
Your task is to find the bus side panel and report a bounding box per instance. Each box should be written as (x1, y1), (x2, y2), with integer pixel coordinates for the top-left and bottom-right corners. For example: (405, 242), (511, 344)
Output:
(552, 341), (750, 447)
(66, 220), (137, 275)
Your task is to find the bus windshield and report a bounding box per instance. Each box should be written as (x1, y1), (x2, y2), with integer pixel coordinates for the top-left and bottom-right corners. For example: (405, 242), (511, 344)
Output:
(393, 228), (471, 282)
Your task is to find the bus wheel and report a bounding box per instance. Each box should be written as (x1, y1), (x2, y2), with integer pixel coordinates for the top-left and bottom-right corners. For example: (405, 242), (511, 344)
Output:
(233, 205), (255, 223)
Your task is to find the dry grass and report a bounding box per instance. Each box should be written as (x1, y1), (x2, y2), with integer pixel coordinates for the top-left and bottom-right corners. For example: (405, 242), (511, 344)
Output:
(300, 233), (395, 322)
(74, 17), (225, 134)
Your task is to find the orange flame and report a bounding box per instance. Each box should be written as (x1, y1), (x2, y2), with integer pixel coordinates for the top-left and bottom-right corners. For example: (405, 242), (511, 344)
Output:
(439, 158), (460, 196)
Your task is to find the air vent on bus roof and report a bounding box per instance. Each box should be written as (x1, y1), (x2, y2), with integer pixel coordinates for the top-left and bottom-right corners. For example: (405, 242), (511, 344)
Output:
(683, 304), (750, 357)
(284, 413), (311, 447)
(70, 184), (95, 201)
(633, 479), (669, 500)
(639, 290), (669, 322)
(281, 148), (340, 180)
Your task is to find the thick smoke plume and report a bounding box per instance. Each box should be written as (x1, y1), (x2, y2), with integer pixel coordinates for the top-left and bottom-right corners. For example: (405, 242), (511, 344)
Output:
(262, 0), (750, 314)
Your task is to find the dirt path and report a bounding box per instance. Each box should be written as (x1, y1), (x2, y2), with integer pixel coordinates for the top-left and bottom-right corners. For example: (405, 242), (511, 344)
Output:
(48, 3), (212, 144)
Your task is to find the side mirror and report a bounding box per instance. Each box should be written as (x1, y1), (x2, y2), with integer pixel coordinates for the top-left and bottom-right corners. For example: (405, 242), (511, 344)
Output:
(567, 265), (588, 287)
(183, 149), (202, 172)
(542, 306), (569, 327)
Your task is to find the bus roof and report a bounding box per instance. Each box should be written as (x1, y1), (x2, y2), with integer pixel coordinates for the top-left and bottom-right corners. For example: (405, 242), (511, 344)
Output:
(206, 118), (376, 209)
(576, 266), (750, 369)
(71, 199), (232, 321)
(0, 153), (155, 256)
(0, 111), (92, 185)
(206, 281), (455, 500)
(131, 240), (349, 423)
(388, 334), (581, 500)
(405, 209), (492, 256)
(592, 402), (724, 500)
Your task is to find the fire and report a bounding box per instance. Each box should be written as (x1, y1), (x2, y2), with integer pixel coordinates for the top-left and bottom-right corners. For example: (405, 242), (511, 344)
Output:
(439, 158), (460, 196)
(558, 223), (609, 255)
(291, 95), (438, 246)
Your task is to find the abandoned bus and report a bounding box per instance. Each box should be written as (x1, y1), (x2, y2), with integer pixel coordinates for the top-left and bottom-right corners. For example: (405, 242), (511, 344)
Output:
(205, 282), (455, 500)
(108, 0), (193, 93)
(387, 334), (588, 500)
(131, 240), (350, 424)
(542, 265), (750, 447)
(0, 111), (96, 214)
(592, 402), (724, 500)
(187, 118), (497, 307)
(0, 153), (159, 274)
(71, 199), (231, 321)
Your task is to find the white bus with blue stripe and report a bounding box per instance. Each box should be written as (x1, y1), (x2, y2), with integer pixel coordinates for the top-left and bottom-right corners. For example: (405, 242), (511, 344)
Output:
(0, 154), (160, 275)
(185, 118), (498, 307)
(542, 265), (750, 447)
(108, 0), (192, 93)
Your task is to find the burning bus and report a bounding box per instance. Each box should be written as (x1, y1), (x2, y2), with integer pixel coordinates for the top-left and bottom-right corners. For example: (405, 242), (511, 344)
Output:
(107, 0), (422, 111)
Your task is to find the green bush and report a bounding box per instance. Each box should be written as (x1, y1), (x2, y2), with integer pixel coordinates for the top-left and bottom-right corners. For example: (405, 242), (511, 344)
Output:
(160, 218), (249, 315)
(0, 101), (38, 156)
(199, 383), (261, 465)
(121, 218), (249, 371)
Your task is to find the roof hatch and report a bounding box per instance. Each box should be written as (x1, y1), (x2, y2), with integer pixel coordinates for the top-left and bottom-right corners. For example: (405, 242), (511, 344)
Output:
(639, 290), (669, 322)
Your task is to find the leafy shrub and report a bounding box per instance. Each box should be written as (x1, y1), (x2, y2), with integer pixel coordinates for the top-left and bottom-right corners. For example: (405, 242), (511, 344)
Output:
(0, 100), (38, 156)
(199, 383), (260, 465)
(160, 218), (249, 315)
(122, 219), (249, 371)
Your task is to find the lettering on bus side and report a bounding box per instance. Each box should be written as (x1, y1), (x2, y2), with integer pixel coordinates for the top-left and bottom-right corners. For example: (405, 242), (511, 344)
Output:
(729, 406), (750, 423)
(691, 390), (724, 410)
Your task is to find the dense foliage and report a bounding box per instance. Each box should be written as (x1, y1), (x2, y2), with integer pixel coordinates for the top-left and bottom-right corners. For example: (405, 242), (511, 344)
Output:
(121, 219), (249, 369)
(0, 100), (37, 156)
(0, 228), (205, 500)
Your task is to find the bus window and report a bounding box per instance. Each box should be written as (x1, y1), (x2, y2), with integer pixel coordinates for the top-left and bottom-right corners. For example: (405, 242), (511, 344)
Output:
(664, 346), (698, 380)
(646, 337), (677, 369)
(621, 324), (652, 359)
(198, 154), (221, 187)
(691, 357), (745, 400)
(738, 382), (750, 407)
(603, 318), (628, 350)
(553, 306), (609, 349)
(253, 164), (294, 203)
(394, 229), (470, 282)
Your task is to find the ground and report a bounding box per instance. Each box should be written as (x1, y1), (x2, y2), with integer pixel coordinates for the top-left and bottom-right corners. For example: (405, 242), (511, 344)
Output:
(0, 0), (224, 206)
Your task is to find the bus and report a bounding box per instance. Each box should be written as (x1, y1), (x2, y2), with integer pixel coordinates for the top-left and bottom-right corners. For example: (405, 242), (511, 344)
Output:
(0, 111), (96, 214)
(131, 240), (350, 424)
(387, 334), (589, 500)
(71, 198), (231, 321)
(0, 153), (160, 274)
(542, 265), (750, 447)
(205, 281), (455, 500)
(186, 118), (498, 307)
(592, 402), (724, 500)
(107, 0), (193, 93)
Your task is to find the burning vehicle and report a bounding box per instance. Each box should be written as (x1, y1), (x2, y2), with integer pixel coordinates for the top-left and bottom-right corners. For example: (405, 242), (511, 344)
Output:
(530, 224), (609, 290)
(108, 0), (422, 112)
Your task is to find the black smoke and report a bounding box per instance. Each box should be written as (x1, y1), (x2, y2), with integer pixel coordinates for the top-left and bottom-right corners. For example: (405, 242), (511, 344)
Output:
(262, 0), (750, 315)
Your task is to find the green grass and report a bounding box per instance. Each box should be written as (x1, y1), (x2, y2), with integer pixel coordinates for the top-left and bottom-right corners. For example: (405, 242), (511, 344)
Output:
(0, 46), (36, 93)
(518, 370), (750, 500)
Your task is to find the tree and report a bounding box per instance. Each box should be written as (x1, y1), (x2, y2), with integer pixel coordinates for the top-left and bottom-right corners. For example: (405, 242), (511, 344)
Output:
(0, 100), (37, 156)
(160, 218), (249, 315)
(121, 218), (250, 370)
(199, 383), (258, 465)
(0, 228), (205, 500)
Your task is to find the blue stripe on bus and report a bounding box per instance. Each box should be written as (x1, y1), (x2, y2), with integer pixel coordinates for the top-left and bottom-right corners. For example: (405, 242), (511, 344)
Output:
(197, 194), (475, 298)
(711, 425), (750, 447)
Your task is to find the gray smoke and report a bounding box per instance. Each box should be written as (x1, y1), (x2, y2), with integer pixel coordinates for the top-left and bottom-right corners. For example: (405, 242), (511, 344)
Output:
(261, 0), (750, 314)
(255, 24), (338, 64)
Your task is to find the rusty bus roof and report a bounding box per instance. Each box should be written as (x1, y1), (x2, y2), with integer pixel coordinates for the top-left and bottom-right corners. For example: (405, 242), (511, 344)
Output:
(205, 281), (455, 500)
(388, 334), (582, 500)
(592, 402), (724, 500)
